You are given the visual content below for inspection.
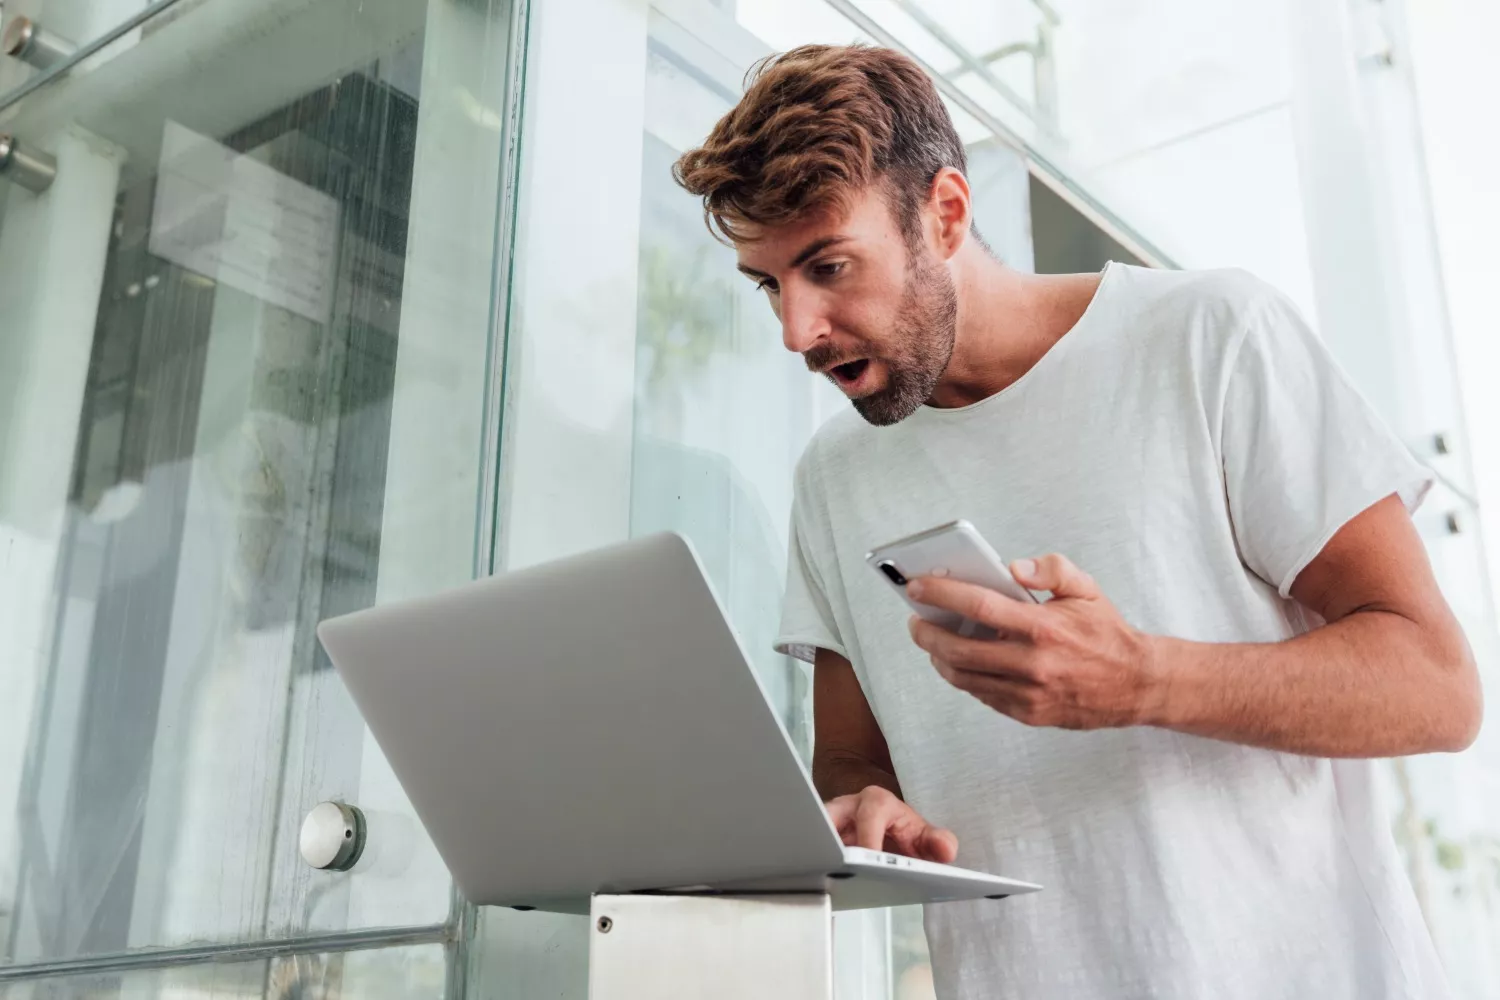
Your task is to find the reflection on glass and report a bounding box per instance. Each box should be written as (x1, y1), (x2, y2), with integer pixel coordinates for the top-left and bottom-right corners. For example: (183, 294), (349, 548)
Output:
(0, 0), (516, 967)
(890, 904), (935, 1000)
(848, 0), (1056, 141)
(631, 35), (816, 757)
(0, 942), (447, 999)
(1, 52), (429, 963)
(0, 0), (214, 105)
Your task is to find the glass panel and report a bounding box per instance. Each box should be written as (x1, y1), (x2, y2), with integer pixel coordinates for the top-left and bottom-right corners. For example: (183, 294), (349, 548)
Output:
(0, 942), (447, 999)
(0, 0), (518, 969)
(631, 14), (819, 748)
(1405, 8), (1500, 989)
(1388, 483), (1500, 996)
(483, 1), (1036, 996)
(468, 908), (589, 1000)
(0, 0), (192, 106)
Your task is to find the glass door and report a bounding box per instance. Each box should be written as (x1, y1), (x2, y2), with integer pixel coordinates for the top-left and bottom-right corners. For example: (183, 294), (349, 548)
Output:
(0, 0), (524, 991)
(475, 2), (1038, 997)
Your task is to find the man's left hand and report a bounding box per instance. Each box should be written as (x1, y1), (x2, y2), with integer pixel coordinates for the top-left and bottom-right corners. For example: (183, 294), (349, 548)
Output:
(906, 555), (1166, 730)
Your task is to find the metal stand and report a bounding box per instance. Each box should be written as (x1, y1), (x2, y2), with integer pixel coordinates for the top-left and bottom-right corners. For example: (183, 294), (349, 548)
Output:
(588, 893), (833, 1000)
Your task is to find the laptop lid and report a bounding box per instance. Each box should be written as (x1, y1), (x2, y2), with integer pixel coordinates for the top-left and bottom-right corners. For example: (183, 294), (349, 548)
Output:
(317, 533), (846, 907)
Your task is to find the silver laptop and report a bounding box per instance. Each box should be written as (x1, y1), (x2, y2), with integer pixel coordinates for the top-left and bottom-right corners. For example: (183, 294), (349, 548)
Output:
(317, 532), (1041, 913)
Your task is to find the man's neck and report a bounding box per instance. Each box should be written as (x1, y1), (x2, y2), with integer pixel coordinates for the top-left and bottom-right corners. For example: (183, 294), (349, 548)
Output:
(927, 249), (1104, 409)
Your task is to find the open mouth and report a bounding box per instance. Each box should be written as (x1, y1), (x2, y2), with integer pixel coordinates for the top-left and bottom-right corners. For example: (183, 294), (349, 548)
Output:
(830, 358), (870, 388)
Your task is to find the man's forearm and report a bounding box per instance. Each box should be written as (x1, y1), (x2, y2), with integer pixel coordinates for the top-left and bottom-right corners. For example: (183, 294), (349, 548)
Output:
(1147, 608), (1481, 758)
(812, 748), (903, 802)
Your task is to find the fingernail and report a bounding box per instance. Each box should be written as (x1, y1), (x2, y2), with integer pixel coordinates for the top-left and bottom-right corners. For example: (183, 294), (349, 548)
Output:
(907, 579), (925, 599)
(1012, 558), (1036, 579)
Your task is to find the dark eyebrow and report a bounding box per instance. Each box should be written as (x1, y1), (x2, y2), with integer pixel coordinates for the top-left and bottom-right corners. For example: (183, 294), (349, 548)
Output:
(736, 236), (852, 281)
(790, 235), (851, 268)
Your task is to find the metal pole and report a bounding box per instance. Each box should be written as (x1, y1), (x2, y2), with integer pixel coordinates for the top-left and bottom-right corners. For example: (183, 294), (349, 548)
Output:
(588, 893), (833, 1000)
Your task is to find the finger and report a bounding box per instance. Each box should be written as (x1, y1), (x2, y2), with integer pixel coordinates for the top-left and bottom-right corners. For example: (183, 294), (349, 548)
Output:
(1011, 554), (1099, 600)
(906, 577), (1045, 636)
(825, 794), (859, 836)
(854, 795), (903, 852)
(911, 618), (1040, 681)
(883, 806), (957, 862)
(917, 824), (960, 864)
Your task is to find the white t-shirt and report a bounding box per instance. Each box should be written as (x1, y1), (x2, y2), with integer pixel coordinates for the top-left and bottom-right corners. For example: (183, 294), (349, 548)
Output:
(775, 263), (1447, 1000)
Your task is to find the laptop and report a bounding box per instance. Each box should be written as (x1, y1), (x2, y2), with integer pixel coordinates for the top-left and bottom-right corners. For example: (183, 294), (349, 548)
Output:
(317, 532), (1041, 913)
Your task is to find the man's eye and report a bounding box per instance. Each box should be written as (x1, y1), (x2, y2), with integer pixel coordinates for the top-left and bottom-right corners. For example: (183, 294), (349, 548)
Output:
(756, 279), (779, 294)
(812, 261), (846, 279)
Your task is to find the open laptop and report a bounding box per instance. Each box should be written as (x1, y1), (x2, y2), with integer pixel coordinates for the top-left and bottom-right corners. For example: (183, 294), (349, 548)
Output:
(317, 532), (1041, 913)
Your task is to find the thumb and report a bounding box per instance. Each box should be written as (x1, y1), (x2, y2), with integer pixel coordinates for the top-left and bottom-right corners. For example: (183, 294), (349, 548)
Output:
(1012, 553), (1099, 600)
(918, 824), (960, 864)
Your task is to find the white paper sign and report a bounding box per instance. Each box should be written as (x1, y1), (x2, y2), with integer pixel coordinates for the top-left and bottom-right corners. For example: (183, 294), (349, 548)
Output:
(150, 121), (339, 325)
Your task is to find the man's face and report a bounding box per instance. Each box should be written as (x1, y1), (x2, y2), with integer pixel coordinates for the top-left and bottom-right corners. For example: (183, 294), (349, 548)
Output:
(735, 185), (958, 426)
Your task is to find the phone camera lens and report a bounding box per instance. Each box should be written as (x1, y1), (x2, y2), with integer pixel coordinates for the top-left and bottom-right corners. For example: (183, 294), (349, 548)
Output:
(877, 561), (908, 586)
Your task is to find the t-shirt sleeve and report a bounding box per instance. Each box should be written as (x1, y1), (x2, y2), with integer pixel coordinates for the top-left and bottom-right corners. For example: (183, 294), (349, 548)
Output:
(1219, 285), (1434, 598)
(773, 489), (848, 665)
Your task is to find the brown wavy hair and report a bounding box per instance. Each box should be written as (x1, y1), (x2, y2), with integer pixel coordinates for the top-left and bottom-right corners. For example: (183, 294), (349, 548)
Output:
(672, 44), (971, 249)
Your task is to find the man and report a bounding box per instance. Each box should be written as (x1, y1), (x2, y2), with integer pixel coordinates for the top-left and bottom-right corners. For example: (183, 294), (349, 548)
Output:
(673, 44), (1484, 1000)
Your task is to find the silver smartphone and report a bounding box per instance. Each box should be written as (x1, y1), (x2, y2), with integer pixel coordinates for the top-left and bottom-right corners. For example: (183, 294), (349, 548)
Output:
(865, 519), (1038, 639)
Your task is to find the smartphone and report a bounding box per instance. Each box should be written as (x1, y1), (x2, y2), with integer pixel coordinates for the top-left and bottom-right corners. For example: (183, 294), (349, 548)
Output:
(865, 519), (1038, 639)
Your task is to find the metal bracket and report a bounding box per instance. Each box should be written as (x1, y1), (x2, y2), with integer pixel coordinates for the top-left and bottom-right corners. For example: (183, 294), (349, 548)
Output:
(588, 893), (832, 999)
(3, 16), (77, 70)
(0, 133), (56, 193)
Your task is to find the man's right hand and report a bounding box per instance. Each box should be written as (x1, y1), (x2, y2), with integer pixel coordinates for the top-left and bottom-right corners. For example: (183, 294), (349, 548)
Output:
(825, 785), (959, 863)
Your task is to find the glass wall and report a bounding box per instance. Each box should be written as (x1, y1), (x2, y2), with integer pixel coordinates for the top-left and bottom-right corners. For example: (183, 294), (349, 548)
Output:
(0, 941), (446, 999)
(0, 0), (522, 990)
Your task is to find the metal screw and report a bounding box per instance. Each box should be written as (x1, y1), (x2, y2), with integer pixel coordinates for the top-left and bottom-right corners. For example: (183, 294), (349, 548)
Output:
(1445, 512), (1463, 535)
(1433, 432), (1452, 456)
(596, 916), (613, 934)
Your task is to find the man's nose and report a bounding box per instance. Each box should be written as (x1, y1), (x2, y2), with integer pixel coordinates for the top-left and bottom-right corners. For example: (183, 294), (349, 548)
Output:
(779, 286), (830, 355)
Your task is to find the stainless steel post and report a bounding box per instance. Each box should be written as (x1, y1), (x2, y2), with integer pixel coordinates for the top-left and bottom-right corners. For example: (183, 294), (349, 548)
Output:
(588, 893), (833, 1000)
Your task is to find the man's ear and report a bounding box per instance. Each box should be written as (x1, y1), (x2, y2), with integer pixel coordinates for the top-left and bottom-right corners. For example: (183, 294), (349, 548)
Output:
(927, 167), (972, 261)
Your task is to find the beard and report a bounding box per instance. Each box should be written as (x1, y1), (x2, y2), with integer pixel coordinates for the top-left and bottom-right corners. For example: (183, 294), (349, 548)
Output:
(805, 251), (958, 427)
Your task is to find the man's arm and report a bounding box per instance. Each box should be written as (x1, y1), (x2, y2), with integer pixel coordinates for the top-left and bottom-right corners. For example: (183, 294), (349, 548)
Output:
(812, 647), (903, 800)
(812, 648), (959, 862)
(1153, 493), (1482, 756)
(906, 494), (1484, 758)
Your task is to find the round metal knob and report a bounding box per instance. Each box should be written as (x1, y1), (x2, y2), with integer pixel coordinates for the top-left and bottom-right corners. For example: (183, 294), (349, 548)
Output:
(300, 801), (366, 871)
(0, 134), (57, 194)
(3, 16), (76, 70)
(1, 18), (36, 59)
